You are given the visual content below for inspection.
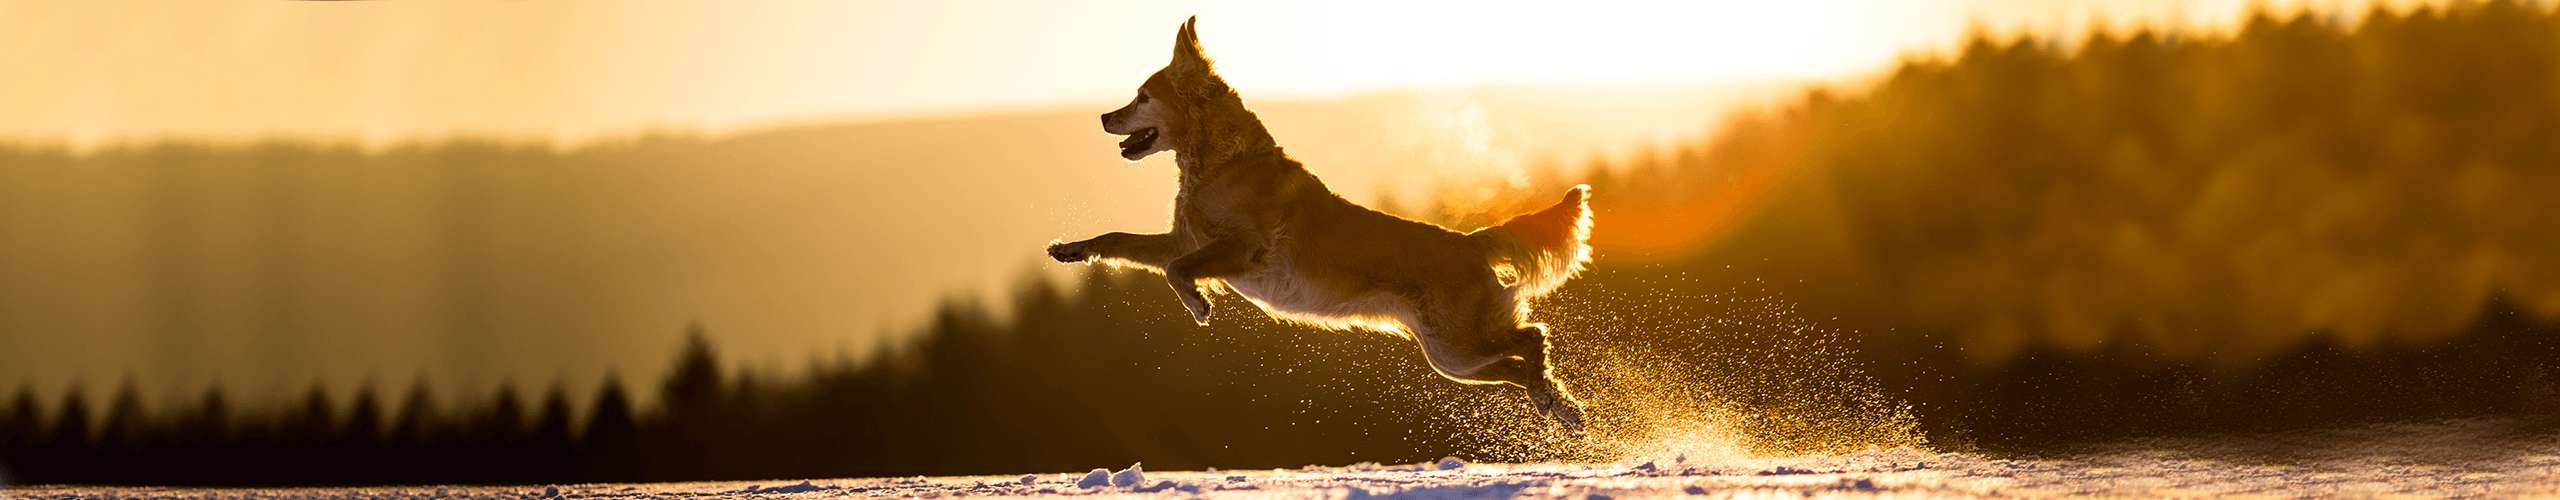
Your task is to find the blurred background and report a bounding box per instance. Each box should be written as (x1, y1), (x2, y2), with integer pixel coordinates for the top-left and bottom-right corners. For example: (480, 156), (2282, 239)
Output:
(4, 0), (2558, 485)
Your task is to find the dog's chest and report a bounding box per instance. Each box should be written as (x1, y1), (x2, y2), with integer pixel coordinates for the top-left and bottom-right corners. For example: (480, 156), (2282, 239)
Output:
(1220, 227), (1367, 318)
(1220, 257), (1330, 313)
(1171, 161), (1359, 315)
(1168, 181), (1247, 243)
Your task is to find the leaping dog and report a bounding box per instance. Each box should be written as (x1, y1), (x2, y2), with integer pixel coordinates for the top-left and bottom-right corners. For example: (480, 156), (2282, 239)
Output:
(1047, 17), (1594, 432)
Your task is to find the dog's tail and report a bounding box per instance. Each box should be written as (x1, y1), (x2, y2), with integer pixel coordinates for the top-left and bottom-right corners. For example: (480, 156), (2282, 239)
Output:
(1468, 184), (1593, 299)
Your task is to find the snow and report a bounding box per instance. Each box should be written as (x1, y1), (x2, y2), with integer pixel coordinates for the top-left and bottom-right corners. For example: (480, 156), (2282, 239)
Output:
(1757, 465), (1815, 475)
(1075, 468), (1111, 488)
(1109, 462), (1145, 487)
(760, 481), (824, 493)
(8, 419), (2557, 498)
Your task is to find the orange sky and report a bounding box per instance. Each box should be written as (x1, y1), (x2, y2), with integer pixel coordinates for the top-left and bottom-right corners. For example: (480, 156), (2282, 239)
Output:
(0, 0), (2418, 148)
(0, 0), (2463, 409)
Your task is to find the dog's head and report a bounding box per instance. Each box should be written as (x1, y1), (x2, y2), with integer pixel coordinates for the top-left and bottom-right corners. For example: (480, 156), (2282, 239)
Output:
(1100, 16), (1219, 162)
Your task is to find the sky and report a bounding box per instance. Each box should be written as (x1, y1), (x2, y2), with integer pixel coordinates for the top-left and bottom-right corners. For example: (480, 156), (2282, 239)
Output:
(0, 0), (2400, 148)
(0, 0), (2448, 408)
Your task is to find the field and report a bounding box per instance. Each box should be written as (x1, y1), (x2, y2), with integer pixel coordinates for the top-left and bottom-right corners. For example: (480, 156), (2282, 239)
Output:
(10, 419), (2554, 498)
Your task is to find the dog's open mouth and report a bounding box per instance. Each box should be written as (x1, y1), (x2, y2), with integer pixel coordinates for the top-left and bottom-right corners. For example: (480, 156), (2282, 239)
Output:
(1117, 127), (1161, 160)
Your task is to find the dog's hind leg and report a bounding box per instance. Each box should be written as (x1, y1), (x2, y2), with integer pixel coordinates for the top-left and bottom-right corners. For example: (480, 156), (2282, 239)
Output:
(1409, 293), (1587, 434)
(1049, 232), (1182, 272)
(1511, 323), (1585, 434)
(1164, 237), (1259, 325)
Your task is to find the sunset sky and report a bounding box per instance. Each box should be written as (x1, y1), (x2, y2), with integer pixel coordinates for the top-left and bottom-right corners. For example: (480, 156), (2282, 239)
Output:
(2, 0), (2400, 148)
(0, 0), (2465, 409)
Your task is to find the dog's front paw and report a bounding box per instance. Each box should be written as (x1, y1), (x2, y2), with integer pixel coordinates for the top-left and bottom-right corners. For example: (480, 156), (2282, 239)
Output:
(1180, 293), (1212, 326)
(1046, 240), (1091, 263)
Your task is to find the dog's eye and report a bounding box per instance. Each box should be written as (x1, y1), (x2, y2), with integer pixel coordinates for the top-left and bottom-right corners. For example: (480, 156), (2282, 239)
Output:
(1135, 93), (1150, 104)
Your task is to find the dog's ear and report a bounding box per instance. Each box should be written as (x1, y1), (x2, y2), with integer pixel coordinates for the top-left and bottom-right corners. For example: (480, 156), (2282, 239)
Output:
(1171, 16), (1206, 68)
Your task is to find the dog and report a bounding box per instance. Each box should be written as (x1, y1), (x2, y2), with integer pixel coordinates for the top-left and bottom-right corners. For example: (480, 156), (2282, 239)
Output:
(1045, 17), (1594, 432)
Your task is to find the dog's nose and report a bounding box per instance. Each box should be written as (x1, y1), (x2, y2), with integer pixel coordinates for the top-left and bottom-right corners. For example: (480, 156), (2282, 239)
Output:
(1098, 113), (1113, 127)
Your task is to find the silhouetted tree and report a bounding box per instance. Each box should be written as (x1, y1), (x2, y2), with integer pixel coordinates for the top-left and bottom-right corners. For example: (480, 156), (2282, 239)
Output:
(388, 377), (436, 449)
(44, 388), (89, 450)
(530, 384), (574, 447)
(286, 383), (335, 445)
(0, 385), (37, 449)
(663, 323), (724, 416)
(344, 384), (384, 445)
(97, 380), (147, 449)
(476, 383), (526, 444)
(580, 372), (640, 480)
(179, 386), (231, 444)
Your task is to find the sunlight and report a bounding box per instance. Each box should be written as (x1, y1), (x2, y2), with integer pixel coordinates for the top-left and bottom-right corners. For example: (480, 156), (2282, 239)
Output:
(1191, 1), (1907, 93)
(0, 0), (2406, 148)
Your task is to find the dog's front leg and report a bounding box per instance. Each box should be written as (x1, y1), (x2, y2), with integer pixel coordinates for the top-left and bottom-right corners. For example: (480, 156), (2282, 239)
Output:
(1164, 237), (1257, 326)
(1048, 232), (1181, 272)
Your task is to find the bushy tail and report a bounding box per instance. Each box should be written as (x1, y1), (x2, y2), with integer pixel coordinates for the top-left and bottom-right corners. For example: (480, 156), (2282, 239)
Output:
(1468, 185), (1593, 299)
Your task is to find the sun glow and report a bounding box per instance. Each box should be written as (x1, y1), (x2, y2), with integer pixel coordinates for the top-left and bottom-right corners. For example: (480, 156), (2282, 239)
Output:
(1189, 1), (1913, 94)
(0, 0), (2394, 148)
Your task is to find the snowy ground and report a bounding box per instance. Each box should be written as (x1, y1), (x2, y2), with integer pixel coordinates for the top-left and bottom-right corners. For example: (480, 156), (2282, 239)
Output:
(11, 419), (2558, 498)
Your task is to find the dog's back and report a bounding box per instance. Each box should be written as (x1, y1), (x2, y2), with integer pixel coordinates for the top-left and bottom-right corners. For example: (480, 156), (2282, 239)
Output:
(1201, 172), (1592, 334)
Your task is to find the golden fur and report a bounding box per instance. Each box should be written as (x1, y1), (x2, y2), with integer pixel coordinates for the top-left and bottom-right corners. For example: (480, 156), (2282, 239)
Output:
(1047, 17), (1593, 432)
